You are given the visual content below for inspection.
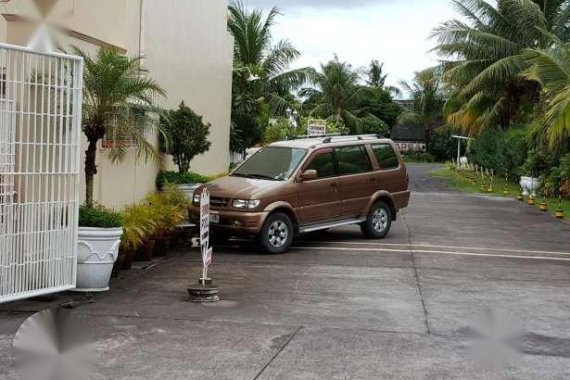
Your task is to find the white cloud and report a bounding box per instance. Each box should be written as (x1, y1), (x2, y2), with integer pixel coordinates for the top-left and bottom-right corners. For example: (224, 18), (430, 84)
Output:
(248, 0), (458, 89)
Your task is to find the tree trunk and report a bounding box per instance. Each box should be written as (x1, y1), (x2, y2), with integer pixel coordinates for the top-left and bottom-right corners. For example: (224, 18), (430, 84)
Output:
(85, 138), (98, 207)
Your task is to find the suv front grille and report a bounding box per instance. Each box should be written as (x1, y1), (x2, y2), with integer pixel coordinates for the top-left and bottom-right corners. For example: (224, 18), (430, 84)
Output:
(210, 197), (230, 209)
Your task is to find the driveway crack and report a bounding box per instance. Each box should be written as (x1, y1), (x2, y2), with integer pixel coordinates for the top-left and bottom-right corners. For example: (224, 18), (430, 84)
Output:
(253, 326), (303, 380)
(402, 215), (431, 335)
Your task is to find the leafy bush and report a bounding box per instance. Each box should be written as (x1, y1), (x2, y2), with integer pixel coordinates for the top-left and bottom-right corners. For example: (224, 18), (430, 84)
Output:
(160, 102), (211, 174)
(427, 130), (460, 161)
(469, 128), (527, 178)
(145, 185), (189, 236)
(121, 204), (159, 251)
(357, 115), (389, 136)
(402, 152), (436, 163)
(79, 205), (122, 228)
(263, 118), (293, 144)
(156, 170), (210, 190)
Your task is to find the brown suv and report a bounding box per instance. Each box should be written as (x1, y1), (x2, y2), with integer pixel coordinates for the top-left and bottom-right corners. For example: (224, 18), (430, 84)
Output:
(190, 135), (410, 253)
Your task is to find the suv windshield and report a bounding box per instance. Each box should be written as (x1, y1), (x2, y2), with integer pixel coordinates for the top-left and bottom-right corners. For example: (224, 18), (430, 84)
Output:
(232, 147), (307, 181)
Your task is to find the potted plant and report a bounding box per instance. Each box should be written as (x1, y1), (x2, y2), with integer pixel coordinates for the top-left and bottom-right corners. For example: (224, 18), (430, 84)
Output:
(121, 204), (158, 268)
(158, 102), (211, 200)
(146, 185), (189, 256)
(76, 205), (123, 292)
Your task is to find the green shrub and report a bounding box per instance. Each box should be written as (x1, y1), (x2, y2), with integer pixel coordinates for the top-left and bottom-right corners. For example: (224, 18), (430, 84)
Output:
(159, 102), (212, 174)
(263, 118), (293, 144)
(402, 152), (436, 163)
(469, 127), (527, 178)
(79, 205), (122, 228)
(156, 170), (210, 190)
(427, 130), (461, 161)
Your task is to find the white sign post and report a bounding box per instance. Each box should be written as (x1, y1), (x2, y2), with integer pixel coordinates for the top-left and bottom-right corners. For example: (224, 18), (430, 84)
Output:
(307, 123), (327, 138)
(200, 189), (213, 286)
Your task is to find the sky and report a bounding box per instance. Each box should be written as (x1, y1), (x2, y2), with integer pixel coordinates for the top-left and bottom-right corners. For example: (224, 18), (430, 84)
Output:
(244, 0), (458, 90)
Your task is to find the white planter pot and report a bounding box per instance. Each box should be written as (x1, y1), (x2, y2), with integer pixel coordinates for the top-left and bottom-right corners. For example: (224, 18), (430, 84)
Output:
(75, 227), (123, 292)
(528, 177), (541, 198)
(177, 183), (202, 201)
(520, 176), (532, 196)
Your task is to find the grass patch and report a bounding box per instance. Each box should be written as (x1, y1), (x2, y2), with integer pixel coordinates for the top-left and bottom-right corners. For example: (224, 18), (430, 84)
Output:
(430, 166), (570, 219)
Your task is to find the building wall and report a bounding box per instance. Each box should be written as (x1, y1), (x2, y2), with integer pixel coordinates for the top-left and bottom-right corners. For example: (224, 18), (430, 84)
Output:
(1, 0), (233, 210)
(142, 0), (233, 176)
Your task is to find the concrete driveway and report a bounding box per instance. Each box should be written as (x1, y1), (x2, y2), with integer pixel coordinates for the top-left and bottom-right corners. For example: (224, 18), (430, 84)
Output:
(1, 164), (570, 379)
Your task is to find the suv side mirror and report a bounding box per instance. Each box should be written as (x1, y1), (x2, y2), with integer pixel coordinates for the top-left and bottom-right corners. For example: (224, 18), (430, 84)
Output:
(300, 169), (318, 181)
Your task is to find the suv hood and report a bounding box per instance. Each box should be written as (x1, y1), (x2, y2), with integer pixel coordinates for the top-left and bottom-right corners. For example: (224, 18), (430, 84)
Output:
(201, 176), (283, 199)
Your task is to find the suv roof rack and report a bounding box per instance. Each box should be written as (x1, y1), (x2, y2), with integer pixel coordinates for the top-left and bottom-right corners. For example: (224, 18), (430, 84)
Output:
(321, 134), (387, 144)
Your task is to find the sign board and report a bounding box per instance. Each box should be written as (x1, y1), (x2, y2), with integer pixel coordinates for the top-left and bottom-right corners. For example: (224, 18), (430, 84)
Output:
(308, 124), (327, 137)
(200, 189), (212, 283)
(394, 141), (426, 153)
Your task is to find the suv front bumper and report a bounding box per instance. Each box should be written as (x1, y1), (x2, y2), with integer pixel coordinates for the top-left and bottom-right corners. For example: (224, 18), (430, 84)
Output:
(189, 206), (268, 235)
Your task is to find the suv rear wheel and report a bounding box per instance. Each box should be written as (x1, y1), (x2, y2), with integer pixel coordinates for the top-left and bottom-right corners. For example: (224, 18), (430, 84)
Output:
(260, 212), (294, 254)
(361, 201), (392, 239)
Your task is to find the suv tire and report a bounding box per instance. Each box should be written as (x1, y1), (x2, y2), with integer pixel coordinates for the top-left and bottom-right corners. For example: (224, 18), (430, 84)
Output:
(260, 212), (294, 254)
(361, 201), (392, 239)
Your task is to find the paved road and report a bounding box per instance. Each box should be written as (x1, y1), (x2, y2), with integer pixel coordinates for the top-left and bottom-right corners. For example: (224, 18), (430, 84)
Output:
(1, 164), (570, 379)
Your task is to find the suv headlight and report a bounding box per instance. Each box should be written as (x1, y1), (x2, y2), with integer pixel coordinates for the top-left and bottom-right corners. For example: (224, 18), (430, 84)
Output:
(193, 193), (201, 204)
(233, 199), (261, 209)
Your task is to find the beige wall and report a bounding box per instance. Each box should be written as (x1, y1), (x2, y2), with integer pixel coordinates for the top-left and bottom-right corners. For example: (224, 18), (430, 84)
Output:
(1, 0), (233, 210)
(142, 0), (233, 176)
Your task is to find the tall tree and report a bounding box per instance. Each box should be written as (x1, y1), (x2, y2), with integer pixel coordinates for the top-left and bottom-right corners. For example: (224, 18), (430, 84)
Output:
(228, 1), (312, 116)
(76, 48), (165, 206)
(399, 68), (445, 139)
(432, 0), (570, 134)
(302, 56), (379, 134)
(524, 38), (570, 148)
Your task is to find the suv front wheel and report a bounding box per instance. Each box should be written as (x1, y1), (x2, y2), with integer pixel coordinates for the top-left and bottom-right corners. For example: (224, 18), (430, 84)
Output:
(260, 212), (294, 254)
(361, 201), (392, 239)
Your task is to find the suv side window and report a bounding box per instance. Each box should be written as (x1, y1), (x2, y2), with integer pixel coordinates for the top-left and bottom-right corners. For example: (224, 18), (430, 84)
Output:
(336, 146), (373, 175)
(306, 152), (336, 178)
(372, 144), (400, 170)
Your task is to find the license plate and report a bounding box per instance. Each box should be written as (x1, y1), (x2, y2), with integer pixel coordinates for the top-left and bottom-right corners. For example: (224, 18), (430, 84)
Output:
(210, 213), (220, 224)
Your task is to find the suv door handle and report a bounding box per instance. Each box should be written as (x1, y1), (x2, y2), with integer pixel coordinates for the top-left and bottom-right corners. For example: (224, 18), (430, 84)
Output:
(369, 178), (376, 182)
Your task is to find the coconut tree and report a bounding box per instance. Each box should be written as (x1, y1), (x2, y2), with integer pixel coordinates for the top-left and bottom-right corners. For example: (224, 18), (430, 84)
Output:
(75, 48), (166, 206)
(228, 1), (312, 116)
(366, 60), (401, 97)
(301, 56), (379, 134)
(524, 38), (570, 148)
(432, 0), (570, 134)
(399, 68), (445, 139)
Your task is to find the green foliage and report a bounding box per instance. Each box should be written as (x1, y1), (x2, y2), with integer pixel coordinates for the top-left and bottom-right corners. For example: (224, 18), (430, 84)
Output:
(228, 1), (312, 151)
(121, 204), (159, 251)
(263, 118), (294, 144)
(74, 47), (165, 206)
(79, 205), (122, 228)
(427, 130), (460, 161)
(469, 128), (528, 178)
(402, 152), (436, 163)
(432, 0), (570, 133)
(160, 102), (211, 174)
(156, 171), (210, 190)
(399, 68), (444, 135)
(357, 115), (389, 136)
(302, 56), (380, 134)
(145, 185), (189, 236)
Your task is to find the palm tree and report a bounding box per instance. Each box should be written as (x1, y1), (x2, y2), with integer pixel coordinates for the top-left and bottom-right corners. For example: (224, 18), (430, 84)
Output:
(399, 68), (445, 139)
(366, 60), (401, 97)
(524, 38), (570, 148)
(75, 48), (166, 206)
(302, 56), (378, 133)
(228, 1), (312, 116)
(432, 0), (570, 134)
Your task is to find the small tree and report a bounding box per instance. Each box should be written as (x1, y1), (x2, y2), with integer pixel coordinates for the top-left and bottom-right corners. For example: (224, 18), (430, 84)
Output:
(160, 102), (212, 174)
(76, 48), (166, 207)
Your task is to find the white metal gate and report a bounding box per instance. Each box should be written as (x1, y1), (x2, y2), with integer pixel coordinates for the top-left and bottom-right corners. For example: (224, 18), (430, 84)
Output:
(0, 43), (83, 303)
